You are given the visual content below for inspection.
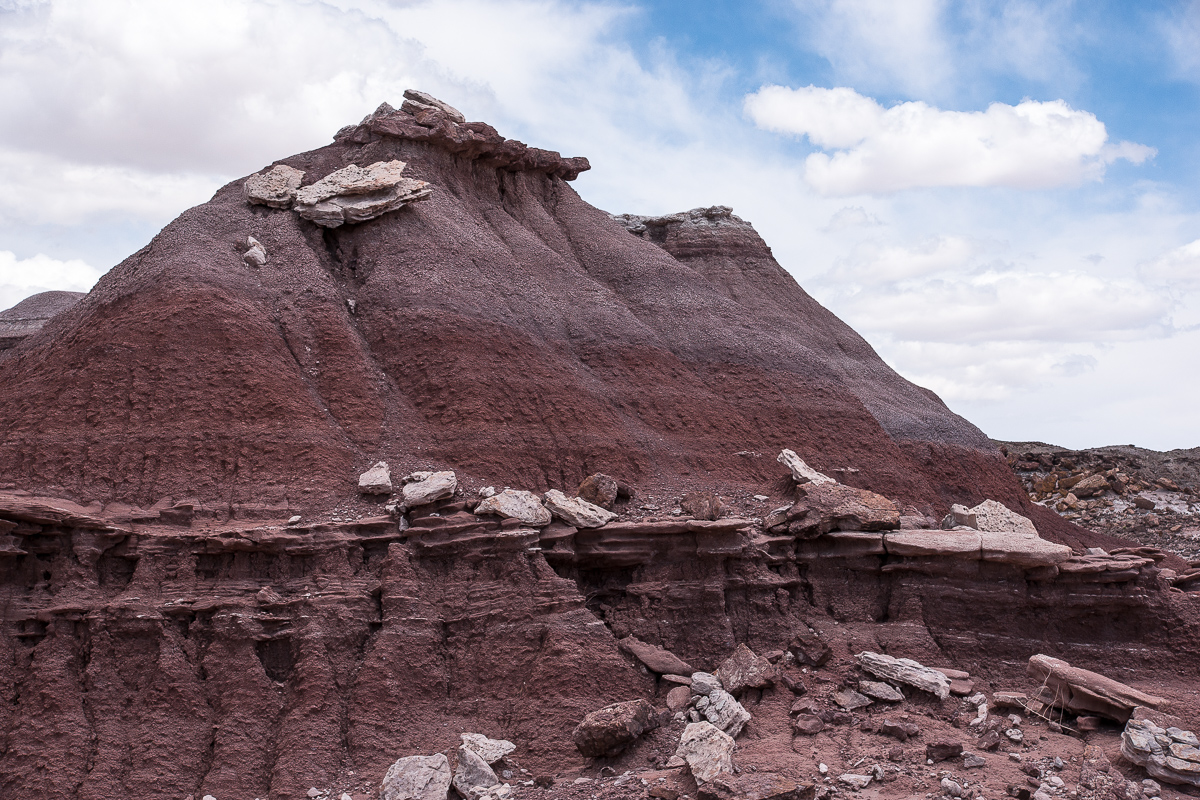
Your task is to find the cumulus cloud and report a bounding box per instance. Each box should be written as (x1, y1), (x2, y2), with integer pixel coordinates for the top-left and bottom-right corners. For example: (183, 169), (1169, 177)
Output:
(0, 250), (102, 309)
(1139, 239), (1200, 292)
(745, 85), (1155, 195)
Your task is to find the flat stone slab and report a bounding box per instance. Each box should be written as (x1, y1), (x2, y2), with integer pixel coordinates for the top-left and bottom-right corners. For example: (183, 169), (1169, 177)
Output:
(885, 531), (981, 558)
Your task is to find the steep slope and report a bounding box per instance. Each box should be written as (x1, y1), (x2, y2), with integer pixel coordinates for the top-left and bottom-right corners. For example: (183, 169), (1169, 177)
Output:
(0, 103), (1032, 526)
(0, 290), (84, 351)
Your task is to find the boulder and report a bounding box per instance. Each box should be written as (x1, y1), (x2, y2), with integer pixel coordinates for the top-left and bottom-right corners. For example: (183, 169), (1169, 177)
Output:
(1071, 474), (1110, 498)
(618, 636), (693, 675)
(691, 672), (724, 696)
(715, 644), (776, 694)
(401, 471), (457, 508)
(697, 773), (814, 800)
(460, 733), (515, 765)
(359, 461), (392, 495)
(926, 742), (963, 762)
(453, 747), (499, 796)
(1121, 708), (1200, 787)
(572, 699), (658, 758)
(969, 499), (1039, 537)
(293, 160), (432, 228)
(1134, 496), (1156, 510)
(941, 504), (977, 529)
(243, 236), (267, 268)
(777, 449), (835, 485)
(702, 688), (751, 737)
(542, 489), (616, 528)
(576, 473), (619, 509)
(380, 753), (453, 800)
(475, 489), (552, 526)
(857, 652), (950, 700)
(1027, 654), (1166, 722)
(244, 164), (305, 208)
(402, 89), (467, 123)
(787, 627), (832, 667)
(674, 722), (735, 783)
(859, 681), (904, 702)
(785, 482), (900, 537)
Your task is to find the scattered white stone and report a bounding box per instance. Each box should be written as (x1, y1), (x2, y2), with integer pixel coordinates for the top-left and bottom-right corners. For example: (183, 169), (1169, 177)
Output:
(476, 489), (552, 527)
(243, 236), (267, 268)
(359, 461), (392, 495)
(307, 789), (323, 798)
(753, 494), (769, 501)
(542, 489), (616, 528)
(401, 471), (457, 507)
(777, 449), (835, 485)
(1006, 728), (1024, 743)
(690, 672), (723, 696)
(380, 753), (452, 800)
(244, 164), (305, 208)
(818, 764), (828, 775)
(479, 486), (497, 498)
(857, 652), (950, 700)
(461, 733), (516, 765)
(673, 722), (734, 783)
(940, 777), (964, 797)
(453, 747), (500, 796)
(287, 515), (302, 525)
(839, 774), (872, 790)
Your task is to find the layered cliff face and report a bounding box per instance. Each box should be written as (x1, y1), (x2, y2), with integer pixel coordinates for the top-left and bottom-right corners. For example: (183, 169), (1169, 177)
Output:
(0, 102), (1028, 528)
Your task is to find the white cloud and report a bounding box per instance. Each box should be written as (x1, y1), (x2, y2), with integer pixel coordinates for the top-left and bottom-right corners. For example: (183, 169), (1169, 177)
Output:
(745, 85), (1155, 195)
(824, 205), (884, 231)
(0, 250), (102, 309)
(1139, 238), (1200, 292)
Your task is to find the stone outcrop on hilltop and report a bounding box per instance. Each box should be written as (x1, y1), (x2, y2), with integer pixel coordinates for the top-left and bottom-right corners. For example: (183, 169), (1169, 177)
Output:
(0, 290), (84, 351)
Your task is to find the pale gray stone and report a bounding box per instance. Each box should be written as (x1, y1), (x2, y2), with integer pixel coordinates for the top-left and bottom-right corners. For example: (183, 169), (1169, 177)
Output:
(702, 688), (751, 737)
(453, 747), (499, 796)
(857, 652), (951, 700)
(460, 733), (515, 765)
(243, 236), (267, 268)
(293, 160), (432, 228)
(475, 489), (551, 527)
(838, 774), (871, 790)
(674, 722), (734, 783)
(380, 753), (453, 800)
(970, 499), (1038, 537)
(402, 89), (467, 123)
(776, 449), (835, 485)
(542, 489), (616, 528)
(401, 471), (457, 507)
(244, 164), (305, 208)
(359, 461), (392, 495)
(859, 680), (904, 702)
(691, 672), (723, 696)
(1122, 717), (1200, 787)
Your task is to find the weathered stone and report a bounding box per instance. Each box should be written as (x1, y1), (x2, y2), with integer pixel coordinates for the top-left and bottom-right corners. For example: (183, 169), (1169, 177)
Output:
(978, 730), (1001, 750)
(1134, 495), (1156, 510)
(777, 449), (835, 485)
(380, 753), (453, 800)
(401, 471), (457, 508)
(453, 747), (499, 796)
(697, 772), (814, 800)
(859, 680), (904, 702)
(243, 236), (267, 268)
(788, 628), (832, 667)
(786, 482), (900, 537)
(542, 489), (617, 528)
(402, 89), (467, 123)
(969, 499), (1039, 537)
(885, 530), (981, 558)
(950, 679), (975, 696)
(926, 741), (963, 762)
(857, 652), (950, 700)
(703, 689), (751, 737)
(792, 714), (824, 735)
(293, 161), (431, 228)
(618, 636), (693, 675)
(992, 692), (1028, 709)
(1121, 707), (1200, 787)
(667, 685), (693, 712)
(475, 489), (552, 526)
(1071, 474), (1110, 498)
(941, 504), (977, 529)
(576, 473), (619, 509)
(460, 733), (515, 765)
(359, 461), (392, 495)
(244, 164), (305, 208)
(682, 492), (727, 521)
(691, 672), (724, 696)
(880, 719), (919, 742)
(572, 698), (658, 758)
(838, 774), (871, 790)
(963, 753), (987, 769)
(833, 689), (872, 711)
(675, 722), (735, 783)
(1076, 716), (1103, 731)
(716, 643), (776, 694)
(1027, 654), (1165, 722)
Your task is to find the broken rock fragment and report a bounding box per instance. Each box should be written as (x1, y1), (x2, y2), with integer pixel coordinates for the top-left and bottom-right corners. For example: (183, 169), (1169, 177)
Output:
(859, 680), (904, 702)
(1027, 654), (1165, 722)
(293, 160), (432, 228)
(572, 699), (658, 758)
(475, 489), (552, 527)
(857, 652), (950, 700)
(784, 482), (900, 537)
(402, 89), (467, 123)
(453, 747), (500, 797)
(788, 626), (832, 667)
(618, 636), (693, 675)
(243, 236), (267, 268)
(380, 753), (453, 800)
(460, 733), (515, 765)
(1120, 707), (1200, 787)
(697, 773), (814, 800)
(701, 688), (751, 737)
(715, 643), (776, 694)
(674, 722), (735, 783)
(576, 473), (619, 509)
(359, 461), (392, 495)
(777, 449), (835, 485)
(401, 471), (457, 508)
(244, 164), (305, 208)
(542, 489), (616, 528)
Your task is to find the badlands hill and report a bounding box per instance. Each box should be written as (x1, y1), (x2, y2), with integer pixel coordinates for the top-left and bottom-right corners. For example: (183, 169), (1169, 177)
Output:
(1, 95), (1196, 800)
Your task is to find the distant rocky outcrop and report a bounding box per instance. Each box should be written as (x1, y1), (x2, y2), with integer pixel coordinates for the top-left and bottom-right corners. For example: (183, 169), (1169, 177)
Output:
(0, 290), (84, 351)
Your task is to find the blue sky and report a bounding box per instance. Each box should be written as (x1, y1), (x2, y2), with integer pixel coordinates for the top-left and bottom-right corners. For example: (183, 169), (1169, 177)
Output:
(2, 0), (1199, 450)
